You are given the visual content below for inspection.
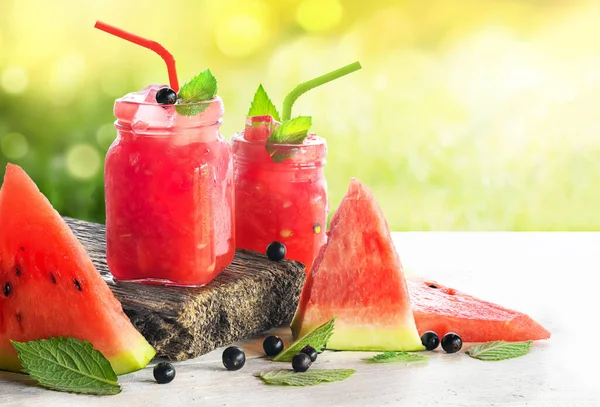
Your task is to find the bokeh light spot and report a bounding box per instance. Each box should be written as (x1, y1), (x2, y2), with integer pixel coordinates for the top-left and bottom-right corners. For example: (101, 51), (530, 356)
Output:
(96, 123), (116, 149)
(66, 144), (101, 180)
(1, 132), (29, 159)
(51, 54), (86, 106)
(1, 66), (29, 94)
(296, 0), (343, 33)
(215, 14), (267, 58)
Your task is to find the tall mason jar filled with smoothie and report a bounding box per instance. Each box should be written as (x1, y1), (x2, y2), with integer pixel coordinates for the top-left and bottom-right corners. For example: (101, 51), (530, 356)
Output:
(232, 63), (361, 274)
(96, 22), (235, 286)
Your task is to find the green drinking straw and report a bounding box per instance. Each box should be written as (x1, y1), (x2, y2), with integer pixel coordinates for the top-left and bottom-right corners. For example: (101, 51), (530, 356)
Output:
(281, 61), (362, 121)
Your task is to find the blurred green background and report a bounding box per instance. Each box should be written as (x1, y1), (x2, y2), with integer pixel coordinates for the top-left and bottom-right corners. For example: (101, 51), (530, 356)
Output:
(0, 0), (598, 230)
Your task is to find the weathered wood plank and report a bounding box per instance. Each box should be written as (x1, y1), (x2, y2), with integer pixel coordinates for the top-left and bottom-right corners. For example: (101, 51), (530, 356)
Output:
(64, 217), (305, 361)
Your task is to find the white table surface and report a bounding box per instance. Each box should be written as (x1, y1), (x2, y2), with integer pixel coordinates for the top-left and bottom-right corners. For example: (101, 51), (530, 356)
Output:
(1, 232), (598, 407)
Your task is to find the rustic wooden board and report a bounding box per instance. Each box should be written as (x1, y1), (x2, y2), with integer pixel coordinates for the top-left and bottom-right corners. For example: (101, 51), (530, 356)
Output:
(64, 218), (306, 361)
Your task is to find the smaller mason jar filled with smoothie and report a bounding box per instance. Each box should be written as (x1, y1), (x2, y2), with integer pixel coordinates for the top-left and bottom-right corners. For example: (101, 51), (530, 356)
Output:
(232, 63), (361, 274)
(96, 21), (235, 286)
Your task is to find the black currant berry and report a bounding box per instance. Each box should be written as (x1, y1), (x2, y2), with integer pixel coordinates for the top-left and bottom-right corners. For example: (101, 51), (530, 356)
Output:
(292, 352), (311, 373)
(300, 345), (318, 362)
(266, 242), (286, 261)
(421, 331), (440, 351)
(263, 335), (284, 357)
(156, 87), (177, 105)
(153, 362), (176, 384)
(222, 346), (246, 371)
(441, 332), (463, 354)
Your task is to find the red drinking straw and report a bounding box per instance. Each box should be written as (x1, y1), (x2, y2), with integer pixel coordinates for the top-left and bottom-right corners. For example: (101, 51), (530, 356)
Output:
(94, 21), (180, 92)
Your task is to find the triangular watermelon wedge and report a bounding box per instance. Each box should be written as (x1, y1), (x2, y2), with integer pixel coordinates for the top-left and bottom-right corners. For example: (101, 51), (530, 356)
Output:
(0, 164), (155, 374)
(291, 178), (424, 351)
(408, 277), (551, 342)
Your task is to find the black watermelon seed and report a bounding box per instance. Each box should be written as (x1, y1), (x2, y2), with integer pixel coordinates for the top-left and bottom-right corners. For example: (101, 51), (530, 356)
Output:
(16, 313), (22, 323)
(50, 273), (57, 284)
(19, 247), (24, 252)
(73, 279), (82, 291)
(4, 282), (11, 296)
(428, 284), (438, 289)
(15, 268), (21, 277)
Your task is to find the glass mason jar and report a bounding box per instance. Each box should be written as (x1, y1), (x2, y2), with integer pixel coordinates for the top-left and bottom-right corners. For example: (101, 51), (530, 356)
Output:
(105, 89), (235, 286)
(232, 133), (327, 275)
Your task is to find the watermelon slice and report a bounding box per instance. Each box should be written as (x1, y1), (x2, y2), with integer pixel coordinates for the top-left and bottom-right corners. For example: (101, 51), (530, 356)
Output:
(243, 115), (279, 142)
(0, 164), (156, 375)
(408, 277), (551, 342)
(291, 178), (424, 351)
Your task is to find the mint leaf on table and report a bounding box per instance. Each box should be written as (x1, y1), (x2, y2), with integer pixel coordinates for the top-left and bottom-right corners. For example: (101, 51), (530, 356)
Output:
(11, 337), (121, 395)
(466, 340), (533, 361)
(273, 317), (335, 362)
(257, 369), (355, 386)
(247, 84), (281, 121)
(266, 116), (312, 162)
(363, 351), (429, 364)
(176, 69), (218, 116)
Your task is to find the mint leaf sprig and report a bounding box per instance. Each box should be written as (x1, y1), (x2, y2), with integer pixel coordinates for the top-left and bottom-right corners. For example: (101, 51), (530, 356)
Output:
(245, 62), (361, 161)
(175, 69), (218, 116)
(273, 317), (336, 362)
(257, 369), (355, 386)
(265, 116), (313, 162)
(363, 351), (429, 364)
(248, 84), (281, 121)
(11, 337), (121, 395)
(466, 340), (533, 361)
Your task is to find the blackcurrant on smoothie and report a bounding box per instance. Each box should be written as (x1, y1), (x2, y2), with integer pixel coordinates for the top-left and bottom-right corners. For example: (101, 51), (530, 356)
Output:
(232, 63), (361, 275)
(96, 21), (234, 286)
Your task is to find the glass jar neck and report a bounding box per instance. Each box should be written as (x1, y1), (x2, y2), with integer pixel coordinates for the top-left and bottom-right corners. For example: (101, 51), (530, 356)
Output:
(231, 133), (327, 170)
(114, 96), (224, 141)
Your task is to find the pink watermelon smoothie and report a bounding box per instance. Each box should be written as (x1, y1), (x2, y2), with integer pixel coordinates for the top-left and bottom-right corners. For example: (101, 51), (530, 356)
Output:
(106, 85), (235, 286)
(232, 124), (327, 275)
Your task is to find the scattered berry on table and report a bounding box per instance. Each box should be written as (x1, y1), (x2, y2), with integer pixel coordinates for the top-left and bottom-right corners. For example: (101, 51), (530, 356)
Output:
(263, 335), (284, 357)
(300, 345), (318, 362)
(222, 346), (246, 371)
(441, 332), (463, 354)
(153, 362), (176, 384)
(156, 87), (177, 105)
(292, 352), (312, 372)
(421, 331), (440, 351)
(266, 242), (286, 261)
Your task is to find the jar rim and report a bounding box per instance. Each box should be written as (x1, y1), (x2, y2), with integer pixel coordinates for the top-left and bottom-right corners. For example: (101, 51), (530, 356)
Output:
(231, 132), (326, 148)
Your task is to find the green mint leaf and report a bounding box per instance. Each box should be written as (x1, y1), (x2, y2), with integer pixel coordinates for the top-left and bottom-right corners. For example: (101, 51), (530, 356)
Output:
(257, 369), (355, 386)
(273, 317), (335, 362)
(267, 116), (312, 144)
(266, 116), (312, 162)
(11, 337), (121, 395)
(466, 340), (533, 361)
(363, 351), (429, 364)
(176, 69), (218, 116)
(247, 84), (280, 121)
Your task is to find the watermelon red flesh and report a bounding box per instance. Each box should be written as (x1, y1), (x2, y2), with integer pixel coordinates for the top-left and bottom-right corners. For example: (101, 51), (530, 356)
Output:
(291, 178), (423, 351)
(243, 115), (279, 142)
(0, 164), (155, 374)
(408, 277), (551, 342)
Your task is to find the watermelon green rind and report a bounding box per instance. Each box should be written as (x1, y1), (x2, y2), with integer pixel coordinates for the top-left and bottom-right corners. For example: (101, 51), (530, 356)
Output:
(292, 178), (424, 352)
(0, 164), (156, 375)
(109, 337), (157, 375)
(294, 323), (424, 352)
